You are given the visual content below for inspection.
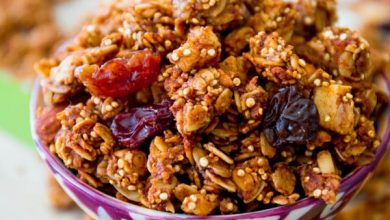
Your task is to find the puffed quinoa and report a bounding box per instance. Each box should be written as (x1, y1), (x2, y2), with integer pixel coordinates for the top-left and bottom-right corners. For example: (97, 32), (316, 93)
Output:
(34, 0), (387, 216)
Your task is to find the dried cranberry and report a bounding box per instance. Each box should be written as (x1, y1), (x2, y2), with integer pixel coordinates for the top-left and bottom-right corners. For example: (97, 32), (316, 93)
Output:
(263, 85), (319, 148)
(79, 50), (161, 98)
(111, 99), (174, 149)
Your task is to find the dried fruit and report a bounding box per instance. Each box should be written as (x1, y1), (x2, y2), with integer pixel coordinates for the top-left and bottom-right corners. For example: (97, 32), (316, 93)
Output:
(263, 85), (319, 148)
(111, 99), (174, 149)
(78, 50), (161, 98)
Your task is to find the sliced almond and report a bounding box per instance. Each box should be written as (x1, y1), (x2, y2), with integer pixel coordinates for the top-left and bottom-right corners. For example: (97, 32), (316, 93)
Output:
(317, 150), (336, 174)
(206, 170), (237, 193)
(204, 143), (234, 164)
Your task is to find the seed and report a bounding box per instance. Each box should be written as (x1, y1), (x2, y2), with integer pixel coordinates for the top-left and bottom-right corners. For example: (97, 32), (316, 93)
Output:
(324, 53), (330, 61)
(322, 81), (330, 86)
(323, 30), (333, 38)
(93, 97), (101, 104)
(304, 16), (313, 25)
(183, 88), (190, 96)
(105, 105), (113, 112)
(314, 79), (321, 86)
(298, 59), (306, 66)
(373, 140), (380, 148)
(207, 49), (216, 57)
(117, 159), (125, 168)
(248, 145), (254, 152)
(312, 167), (321, 173)
(164, 40), (172, 48)
(246, 97), (256, 108)
(305, 150), (313, 157)
(103, 39), (112, 46)
(111, 101), (119, 108)
(237, 169), (245, 177)
(188, 202), (196, 210)
(174, 165), (181, 172)
(324, 115), (331, 122)
(233, 78), (241, 86)
(171, 53), (179, 61)
(191, 18), (199, 24)
(127, 185), (136, 191)
(268, 48), (275, 55)
(183, 49), (191, 56)
(339, 33), (348, 41)
(226, 202), (234, 210)
(199, 157), (209, 167)
(257, 194), (264, 201)
(261, 48), (268, 56)
(313, 189), (322, 198)
(86, 25), (95, 32)
(90, 131), (97, 138)
(190, 194), (198, 202)
(159, 192), (168, 200)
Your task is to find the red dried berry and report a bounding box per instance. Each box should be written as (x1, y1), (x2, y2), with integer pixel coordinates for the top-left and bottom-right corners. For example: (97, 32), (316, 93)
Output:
(263, 85), (319, 148)
(78, 50), (161, 98)
(111, 99), (174, 149)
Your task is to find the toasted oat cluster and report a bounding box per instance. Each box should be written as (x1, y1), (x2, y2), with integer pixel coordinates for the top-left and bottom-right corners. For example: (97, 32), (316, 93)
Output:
(35, 0), (386, 216)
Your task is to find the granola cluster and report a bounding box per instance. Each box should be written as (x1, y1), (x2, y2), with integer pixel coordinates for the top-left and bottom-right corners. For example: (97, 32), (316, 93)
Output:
(0, 0), (64, 78)
(35, 0), (387, 216)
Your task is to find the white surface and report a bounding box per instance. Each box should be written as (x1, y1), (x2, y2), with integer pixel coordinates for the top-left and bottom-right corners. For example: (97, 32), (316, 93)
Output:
(0, 131), (83, 220)
(54, 0), (100, 34)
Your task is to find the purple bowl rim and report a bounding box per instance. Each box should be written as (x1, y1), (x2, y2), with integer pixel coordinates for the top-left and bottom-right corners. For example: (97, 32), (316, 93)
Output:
(30, 75), (390, 219)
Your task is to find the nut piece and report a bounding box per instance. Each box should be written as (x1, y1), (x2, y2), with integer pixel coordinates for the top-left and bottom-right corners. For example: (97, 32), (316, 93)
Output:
(314, 84), (355, 134)
(260, 133), (276, 158)
(317, 150), (336, 174)
(169, 26), (221, 72)
(298, 163), (340, 204)
(233, 157), (270, 203)
(181, 193), (219, 216)
(173, 184), (198, 202)
(245, 32), (306, 85)
(271, 165), (296, 195)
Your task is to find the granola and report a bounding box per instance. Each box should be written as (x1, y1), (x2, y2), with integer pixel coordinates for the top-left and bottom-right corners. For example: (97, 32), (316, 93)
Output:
(0, 0), (64, 78)
(35, 0), (387, 216)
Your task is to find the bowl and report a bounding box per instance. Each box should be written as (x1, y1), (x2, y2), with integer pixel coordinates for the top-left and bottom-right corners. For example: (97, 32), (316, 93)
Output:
(31, 74), (390, 220)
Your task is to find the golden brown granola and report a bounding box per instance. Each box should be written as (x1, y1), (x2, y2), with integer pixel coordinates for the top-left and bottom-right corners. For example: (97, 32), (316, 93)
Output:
(34, 0), (387, 216)
(0, 0), (64, 78)
(47, 174), (76, 209)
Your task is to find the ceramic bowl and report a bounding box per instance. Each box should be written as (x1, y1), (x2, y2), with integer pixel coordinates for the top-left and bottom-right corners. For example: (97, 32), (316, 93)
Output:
(30, 75), (390, 220)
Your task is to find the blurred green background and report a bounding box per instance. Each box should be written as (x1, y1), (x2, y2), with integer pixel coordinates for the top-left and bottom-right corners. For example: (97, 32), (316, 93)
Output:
(0, 72), (32, 146)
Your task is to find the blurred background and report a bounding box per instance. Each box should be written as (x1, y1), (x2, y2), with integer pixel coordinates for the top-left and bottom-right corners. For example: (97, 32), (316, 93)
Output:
(0, 0), (389, 219)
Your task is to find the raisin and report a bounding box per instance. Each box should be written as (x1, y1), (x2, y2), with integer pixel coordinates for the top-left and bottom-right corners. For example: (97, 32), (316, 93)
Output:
(78, 50), (161, 98)
(263, 85), (319, 148)
(111, 99), (174, 149)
